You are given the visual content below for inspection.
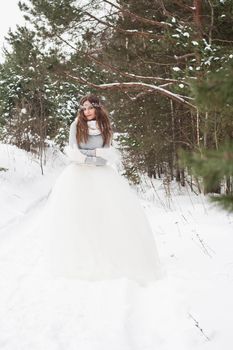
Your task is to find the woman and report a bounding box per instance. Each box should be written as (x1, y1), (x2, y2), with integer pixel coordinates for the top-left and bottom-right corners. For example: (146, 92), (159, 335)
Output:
(44, 94), (162, 284)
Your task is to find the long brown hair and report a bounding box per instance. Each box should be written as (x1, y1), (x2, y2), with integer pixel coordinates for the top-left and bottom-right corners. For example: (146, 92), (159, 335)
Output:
(76, 94), (112, 146)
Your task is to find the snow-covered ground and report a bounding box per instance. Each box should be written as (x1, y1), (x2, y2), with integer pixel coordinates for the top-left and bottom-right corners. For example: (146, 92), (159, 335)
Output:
(0, 143), (232, 350)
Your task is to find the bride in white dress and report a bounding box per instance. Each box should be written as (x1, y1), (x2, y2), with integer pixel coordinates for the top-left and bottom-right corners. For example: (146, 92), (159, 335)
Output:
(44, 94), (162, 284)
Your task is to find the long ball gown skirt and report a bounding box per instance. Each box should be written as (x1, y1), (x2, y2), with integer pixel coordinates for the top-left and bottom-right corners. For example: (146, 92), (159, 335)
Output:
(43, 162), (162, 284)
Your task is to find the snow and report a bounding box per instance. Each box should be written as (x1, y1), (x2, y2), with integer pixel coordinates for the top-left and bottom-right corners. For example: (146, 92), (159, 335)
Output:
(97, 81), (194, 109)
(21, 108), (27, 114)
(0, 143), (233, 350)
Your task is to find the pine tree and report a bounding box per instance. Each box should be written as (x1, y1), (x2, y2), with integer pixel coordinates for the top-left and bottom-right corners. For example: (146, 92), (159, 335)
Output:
(7, 0), (233, 189)
(0, 25), (85, 164)
(182, 59), (233, 211)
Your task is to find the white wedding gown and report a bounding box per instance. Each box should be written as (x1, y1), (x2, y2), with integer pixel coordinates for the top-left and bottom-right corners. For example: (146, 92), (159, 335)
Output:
(42, 159), (162, 284)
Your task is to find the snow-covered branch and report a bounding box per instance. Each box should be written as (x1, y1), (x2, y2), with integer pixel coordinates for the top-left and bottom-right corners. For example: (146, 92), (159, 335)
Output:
(54, 34), (188, 86)
(65, 73), (196, 109)
(174, 53), (196, 61)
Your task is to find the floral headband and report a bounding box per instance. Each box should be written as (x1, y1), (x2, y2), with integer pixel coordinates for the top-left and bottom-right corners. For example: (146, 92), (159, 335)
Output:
(79, 102), (102, 110)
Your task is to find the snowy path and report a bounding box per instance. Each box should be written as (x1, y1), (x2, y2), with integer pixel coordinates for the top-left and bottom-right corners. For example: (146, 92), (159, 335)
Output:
(1, 144), (233, 349)
(1, 195), (233, 350)
(0, 202), (181, 350)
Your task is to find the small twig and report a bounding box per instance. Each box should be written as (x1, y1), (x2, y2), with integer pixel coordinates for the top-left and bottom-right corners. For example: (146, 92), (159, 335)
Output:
(188, 313), (211, 341)
(181, 214), (188, 223)
(150, 178), (168, 211)
(196, 232), (216, 255)
(175, 221), (182, 236)
(195, 232), (212, 257)
(191, 230), (215, 258)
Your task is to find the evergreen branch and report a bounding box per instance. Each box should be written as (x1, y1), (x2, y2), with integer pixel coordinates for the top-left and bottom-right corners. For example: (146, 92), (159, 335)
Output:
(87, 53), (188, 84)
(83, 11), (164, 39)
(102, 0), (171, 28)
(211, 195), (233, 212)
(54, 33), (189, 86)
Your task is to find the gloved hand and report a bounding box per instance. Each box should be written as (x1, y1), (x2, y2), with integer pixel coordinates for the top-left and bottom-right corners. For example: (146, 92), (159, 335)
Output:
(64, 146), (86, 163)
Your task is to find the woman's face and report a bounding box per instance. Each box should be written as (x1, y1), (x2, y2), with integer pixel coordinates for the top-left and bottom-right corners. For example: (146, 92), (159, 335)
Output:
(82, 100), (96, 121)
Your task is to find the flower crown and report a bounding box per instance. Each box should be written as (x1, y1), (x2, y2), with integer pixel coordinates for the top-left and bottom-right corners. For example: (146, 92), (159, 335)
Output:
(91, 102), (102, 108)
(79, 102), (102, 110)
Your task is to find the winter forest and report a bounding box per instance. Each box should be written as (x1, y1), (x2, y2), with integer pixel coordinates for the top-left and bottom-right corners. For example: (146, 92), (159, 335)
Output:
(0, 1), (233, 349)
(0, 0), (232, 205)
